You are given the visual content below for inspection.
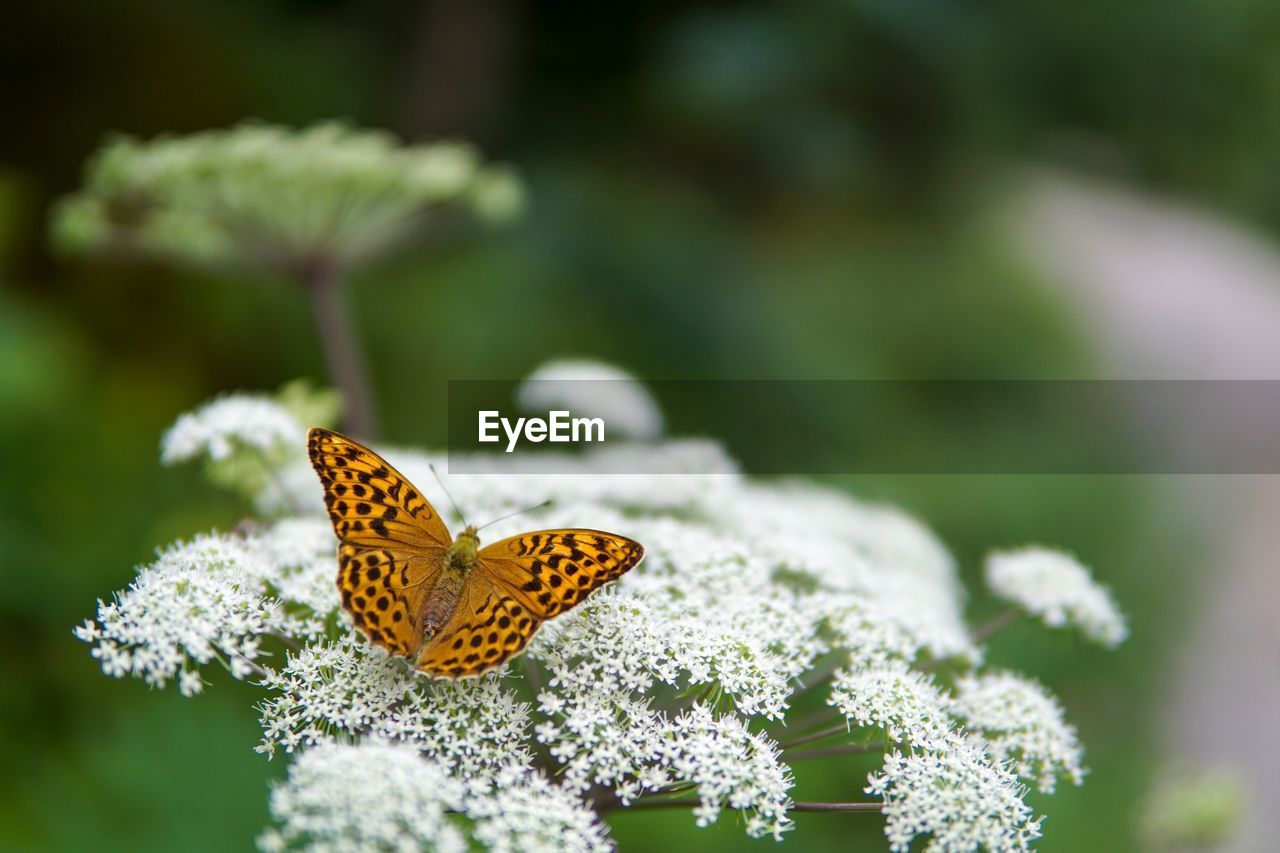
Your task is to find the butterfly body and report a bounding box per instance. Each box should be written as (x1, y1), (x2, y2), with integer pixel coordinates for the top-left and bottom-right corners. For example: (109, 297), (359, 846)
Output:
(425, 527), (480, 637)
(307, 427), (645, 678)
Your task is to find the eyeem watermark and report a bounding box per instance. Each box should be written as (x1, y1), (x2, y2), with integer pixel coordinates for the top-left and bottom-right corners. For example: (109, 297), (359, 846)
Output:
(478, 410), (605, 453)
(451, 379), (1280, 473)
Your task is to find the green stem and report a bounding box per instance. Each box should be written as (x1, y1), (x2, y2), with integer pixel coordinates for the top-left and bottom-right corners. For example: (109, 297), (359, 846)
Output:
(302, 260), (380, 440)
(602, 797), (882, 814)
(792, 653), (850, 698)
(785, 706), (844, 732)
(779, 723), (849, 750)
(970, 607), (1022, 644)
(784, 742), (879, 762)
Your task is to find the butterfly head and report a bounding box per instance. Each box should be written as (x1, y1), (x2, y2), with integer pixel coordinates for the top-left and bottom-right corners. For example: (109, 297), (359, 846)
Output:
(444, 525), (482, 576)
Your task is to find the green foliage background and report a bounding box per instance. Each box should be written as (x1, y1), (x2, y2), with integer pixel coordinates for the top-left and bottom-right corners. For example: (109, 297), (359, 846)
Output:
(2, 0), (1263, 848)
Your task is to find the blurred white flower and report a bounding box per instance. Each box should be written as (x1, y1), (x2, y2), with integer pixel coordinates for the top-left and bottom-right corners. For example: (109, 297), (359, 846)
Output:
(952, 671), (1085, 794)
(259, 740), (468, 853)
(55, 122), (522, 272)
(1137, 764), (1246, 851)
(433, 439), (739, 513)
(260, 739), (609, 853)
(723, 483), (976, 662)
(469, 164), (526, 223)
(985, 547), (1128, 647)
(161, 394), (304, 465)
(254, 460), (327, 516)
(402, 141), (479, 197)
(517, 359), (664, 440)
(178, 669), (205, 697)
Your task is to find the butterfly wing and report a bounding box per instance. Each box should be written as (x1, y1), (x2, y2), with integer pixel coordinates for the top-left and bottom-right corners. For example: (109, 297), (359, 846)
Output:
(415, 529), (644, 677)
(307, 427), (452, 656)
(479, 529), (645, 619)
(415, 574), (540, 677)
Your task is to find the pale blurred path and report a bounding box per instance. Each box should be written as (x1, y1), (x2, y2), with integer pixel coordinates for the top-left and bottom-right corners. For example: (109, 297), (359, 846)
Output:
(1018, 173), (1280, 851)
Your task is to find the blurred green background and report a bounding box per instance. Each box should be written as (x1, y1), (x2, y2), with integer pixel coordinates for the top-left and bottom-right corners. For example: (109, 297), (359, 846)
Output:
(5, 0), (1274, 849)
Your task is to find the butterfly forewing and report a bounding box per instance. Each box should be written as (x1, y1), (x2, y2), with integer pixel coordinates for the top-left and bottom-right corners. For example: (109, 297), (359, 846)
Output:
(307, 428), (451, 550)
(478, 530), (644, 620)
(308, 428), (452, 655)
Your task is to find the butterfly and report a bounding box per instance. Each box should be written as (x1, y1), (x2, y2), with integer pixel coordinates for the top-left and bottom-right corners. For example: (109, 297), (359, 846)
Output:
(307, 427), (644, 678)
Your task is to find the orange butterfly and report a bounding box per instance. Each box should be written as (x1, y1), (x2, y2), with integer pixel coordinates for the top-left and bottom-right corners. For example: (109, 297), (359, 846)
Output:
(307, 428), (644, 678)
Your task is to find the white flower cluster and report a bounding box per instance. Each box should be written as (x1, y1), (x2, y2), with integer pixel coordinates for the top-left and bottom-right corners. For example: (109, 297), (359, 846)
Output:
(830, 663), (956, 752)
(260, 739), (609, 853)
(159, 386), (342, 516)
(80, 380), (1127, 851)
(75, 534), (284, 695)
(259, 740), (468, 853)
(725, 483), (976, 664)
(660, 705), (794, 838)
(517, 359), (665, 440)
(952, 671), (1085, 793)
(868, 741), (1043, 852)
(502, 511), (811, 839)
(250, 517), (344, 624)
(985, 547), (1128, 647)
(161, 394), (305, 465)
(258, 635), (533, 778)
(75, 514), (354, 696)
(829, 662), (1082, 849)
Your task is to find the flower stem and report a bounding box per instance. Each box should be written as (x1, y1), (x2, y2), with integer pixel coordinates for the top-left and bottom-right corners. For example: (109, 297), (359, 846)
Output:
(779, 723), (849, 750)
(521, 655), (544, 695)
(784, 706), (844, 732)
(970, 606), (1022, 644)
(605, 797), (882, 814)
(784, 742), (879, 762)
(792, 654), (850, 698)
(793, 801), (883, 813)
(302, 261), (380, 440)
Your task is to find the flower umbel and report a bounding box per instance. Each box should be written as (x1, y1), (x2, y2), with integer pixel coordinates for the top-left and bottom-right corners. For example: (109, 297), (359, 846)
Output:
(952, 671), (1086, 794)
(868, 741), (1043, 852)
(54, 123), (527, 440)
(830, 663), (957, 753)
(79, 382), (1127, 850)
(985, 547), (1128, 647)
(77, 533), (284, 692)
(54, 122), (523, 273)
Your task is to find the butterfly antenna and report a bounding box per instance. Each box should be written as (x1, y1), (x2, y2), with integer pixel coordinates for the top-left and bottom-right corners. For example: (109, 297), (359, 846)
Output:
(428, 463), (469, 527)
(477, 499), (554, 532)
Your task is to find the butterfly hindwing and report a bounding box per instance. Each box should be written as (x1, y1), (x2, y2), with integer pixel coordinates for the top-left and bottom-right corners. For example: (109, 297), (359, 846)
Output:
(308, 428), (452, 655)
(478, 529), (644, 620)
(337, 544), (439, 656)
(416, 577), (541, 677)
